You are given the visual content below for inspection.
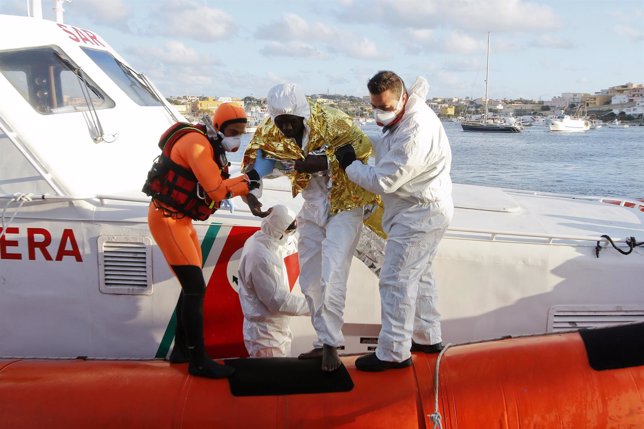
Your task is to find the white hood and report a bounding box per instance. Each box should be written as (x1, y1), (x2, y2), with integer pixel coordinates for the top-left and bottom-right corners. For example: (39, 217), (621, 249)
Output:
(266, 83), (311, 120)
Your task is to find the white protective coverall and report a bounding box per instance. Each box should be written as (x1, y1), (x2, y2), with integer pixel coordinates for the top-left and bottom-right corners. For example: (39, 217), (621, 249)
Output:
(345, 77), (454, 363)
(266, 84), (363, 350)
(238, 205), (309, 357)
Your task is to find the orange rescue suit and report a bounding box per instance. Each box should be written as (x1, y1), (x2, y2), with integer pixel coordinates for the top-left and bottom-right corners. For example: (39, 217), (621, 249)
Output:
(148, 131), (249, 266)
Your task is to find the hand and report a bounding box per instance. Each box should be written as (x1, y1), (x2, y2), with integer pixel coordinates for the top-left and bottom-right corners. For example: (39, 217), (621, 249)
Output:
(294, 154), (328, 173)
(335, 144), (357, 170)
(244, 193), (270, 218)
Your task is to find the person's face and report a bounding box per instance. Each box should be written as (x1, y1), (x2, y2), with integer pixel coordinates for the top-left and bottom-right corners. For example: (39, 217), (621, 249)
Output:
(370, 89), (407, 112)
(273, 114), (305, 140)
(222, 122), (246, 137)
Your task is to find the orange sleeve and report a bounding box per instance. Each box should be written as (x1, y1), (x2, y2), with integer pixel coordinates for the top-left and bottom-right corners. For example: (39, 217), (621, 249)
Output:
(172, 133), (250, 202)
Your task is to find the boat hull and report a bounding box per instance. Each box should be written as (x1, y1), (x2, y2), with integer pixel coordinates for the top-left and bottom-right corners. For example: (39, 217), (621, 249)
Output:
(548, 117), (591, 132)
(461, 122), (522, 132)
(1, 324), (642, 428)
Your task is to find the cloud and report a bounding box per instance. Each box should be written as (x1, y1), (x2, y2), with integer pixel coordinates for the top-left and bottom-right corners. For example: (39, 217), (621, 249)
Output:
(336, 37), (382, 60)
(403, 30), (483, 55)
(146, 0), (236, 42)
(255, 13), (337, 42)
(70, 0), (129, 24)
(134, 41), (217, 66)
(259, 41), (327, 58)
(444, 57), (484, 72)
(336, 0), (560, 32)
(0, 0), (27, 16)
(123, 41), (221, 96)
(615, 25), (644, 42)
(255, 13), (381, 60)
(532, 35), (575, 49)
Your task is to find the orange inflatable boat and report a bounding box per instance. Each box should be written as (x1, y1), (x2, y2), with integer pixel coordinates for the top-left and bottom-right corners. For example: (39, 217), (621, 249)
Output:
(1, 322), (643, 428)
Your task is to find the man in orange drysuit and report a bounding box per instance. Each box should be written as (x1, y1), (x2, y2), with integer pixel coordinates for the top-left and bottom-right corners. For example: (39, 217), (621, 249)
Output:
(144, 103), (261, 379)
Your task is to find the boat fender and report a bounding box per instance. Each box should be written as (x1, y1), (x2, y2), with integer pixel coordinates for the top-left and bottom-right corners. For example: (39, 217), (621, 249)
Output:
(580, 321), (644, 371)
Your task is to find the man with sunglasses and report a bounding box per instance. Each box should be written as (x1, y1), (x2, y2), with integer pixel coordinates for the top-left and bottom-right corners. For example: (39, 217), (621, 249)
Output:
(238, 205), (309, 357)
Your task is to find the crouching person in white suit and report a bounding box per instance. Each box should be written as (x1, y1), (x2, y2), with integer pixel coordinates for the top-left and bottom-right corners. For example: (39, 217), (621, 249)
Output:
(238, 205), (310, 357)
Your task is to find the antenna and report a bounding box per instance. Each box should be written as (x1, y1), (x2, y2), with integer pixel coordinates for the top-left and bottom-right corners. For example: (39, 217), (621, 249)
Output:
(53, 0), (71, 23)
(484, 32), (490, 121)
(27, 0), (43, 18)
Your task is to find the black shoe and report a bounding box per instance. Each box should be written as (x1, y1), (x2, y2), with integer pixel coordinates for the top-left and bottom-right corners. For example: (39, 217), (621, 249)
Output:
(410, 341), (444, 353)
(355, 352), (412, 372)
(188, 359), (235, 379)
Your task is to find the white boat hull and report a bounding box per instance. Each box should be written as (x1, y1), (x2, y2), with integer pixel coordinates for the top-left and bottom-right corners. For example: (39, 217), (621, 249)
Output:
(548, 116), (591, 132)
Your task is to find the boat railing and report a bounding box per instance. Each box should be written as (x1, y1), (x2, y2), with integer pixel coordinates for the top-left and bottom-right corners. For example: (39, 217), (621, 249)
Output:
(444, 226), (629, 247)
(507, 189), (644, 211)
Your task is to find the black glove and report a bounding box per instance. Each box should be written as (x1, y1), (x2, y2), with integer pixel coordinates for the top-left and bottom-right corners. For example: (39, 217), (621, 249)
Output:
(246, 169), (261, 190)
(335, 144), (356, 170)
(294, 154), (328, 174)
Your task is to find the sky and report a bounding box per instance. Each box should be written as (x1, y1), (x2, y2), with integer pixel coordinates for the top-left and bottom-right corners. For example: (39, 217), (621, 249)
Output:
(1, 0), (643, 100)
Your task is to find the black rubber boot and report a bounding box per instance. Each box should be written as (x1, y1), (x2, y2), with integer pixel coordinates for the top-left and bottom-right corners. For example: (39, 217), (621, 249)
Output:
(168, 291), (189, 363)
(171, 265), (235, 379)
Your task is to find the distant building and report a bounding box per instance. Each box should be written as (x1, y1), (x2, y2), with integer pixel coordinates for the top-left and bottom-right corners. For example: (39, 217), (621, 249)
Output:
(192, 97), (244, 115)
(439, 105), (455, 117)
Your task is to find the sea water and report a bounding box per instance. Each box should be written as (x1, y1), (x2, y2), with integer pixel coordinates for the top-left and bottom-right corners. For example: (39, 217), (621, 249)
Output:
(231, 122), (644, 199)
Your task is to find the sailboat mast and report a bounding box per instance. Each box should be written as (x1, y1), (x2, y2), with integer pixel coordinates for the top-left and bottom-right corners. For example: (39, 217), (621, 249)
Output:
(484, 32), (490, 121)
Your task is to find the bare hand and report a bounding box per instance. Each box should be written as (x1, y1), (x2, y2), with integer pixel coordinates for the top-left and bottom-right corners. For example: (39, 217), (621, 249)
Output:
(245, 193), (270, 218)
(294, 154), (328, 173)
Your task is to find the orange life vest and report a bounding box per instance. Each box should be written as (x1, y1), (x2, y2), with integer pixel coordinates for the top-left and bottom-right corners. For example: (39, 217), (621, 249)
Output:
(142, 123), (230, 221)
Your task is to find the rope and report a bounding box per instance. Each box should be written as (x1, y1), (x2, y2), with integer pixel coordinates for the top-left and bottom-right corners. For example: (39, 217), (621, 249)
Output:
(0, 193), (33, 240)
(428, 343), (452, 429)
(595, 234), (644, 258)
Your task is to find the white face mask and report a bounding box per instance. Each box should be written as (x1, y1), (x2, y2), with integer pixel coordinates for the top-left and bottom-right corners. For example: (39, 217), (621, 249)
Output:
(373, 88), (405, 126)
(221, 135), (241, 152)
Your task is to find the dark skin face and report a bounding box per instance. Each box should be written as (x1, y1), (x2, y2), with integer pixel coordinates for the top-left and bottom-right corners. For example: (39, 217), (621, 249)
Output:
(274, 114), (305, 146)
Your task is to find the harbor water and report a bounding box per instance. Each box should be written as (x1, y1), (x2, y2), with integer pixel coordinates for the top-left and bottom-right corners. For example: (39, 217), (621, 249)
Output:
(232, 122), (643, 200)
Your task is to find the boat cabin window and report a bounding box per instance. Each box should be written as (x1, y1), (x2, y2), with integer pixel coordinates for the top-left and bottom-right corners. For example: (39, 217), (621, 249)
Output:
(81, 48), (163, 107)
(0, 46), (114, 115)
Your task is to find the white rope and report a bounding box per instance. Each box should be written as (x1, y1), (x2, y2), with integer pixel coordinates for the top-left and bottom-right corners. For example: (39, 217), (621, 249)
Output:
(0, 193), (33, 239)
(428, 343), (452, 429)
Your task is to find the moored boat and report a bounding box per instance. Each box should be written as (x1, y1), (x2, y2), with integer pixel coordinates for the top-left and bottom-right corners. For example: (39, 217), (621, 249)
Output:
(461, 33), (523, 134)
(548, 114), (591, 132)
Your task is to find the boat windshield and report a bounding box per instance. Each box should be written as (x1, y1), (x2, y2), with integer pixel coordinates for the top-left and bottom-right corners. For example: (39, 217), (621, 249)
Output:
(0, 46), (114, 115)
(81, 47), (162, 107)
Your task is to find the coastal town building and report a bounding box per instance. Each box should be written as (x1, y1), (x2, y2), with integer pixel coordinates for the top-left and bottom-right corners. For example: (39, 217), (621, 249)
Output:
(165, 81), (643, 124)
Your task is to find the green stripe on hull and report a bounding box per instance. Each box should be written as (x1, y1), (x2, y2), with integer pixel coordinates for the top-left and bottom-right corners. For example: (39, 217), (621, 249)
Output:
(154, 223), (222, 359)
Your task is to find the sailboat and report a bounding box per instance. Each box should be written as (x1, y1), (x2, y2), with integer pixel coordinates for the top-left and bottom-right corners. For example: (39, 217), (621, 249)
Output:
(461, 32), (522, 133)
